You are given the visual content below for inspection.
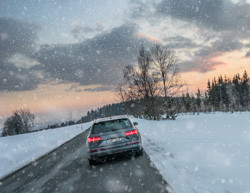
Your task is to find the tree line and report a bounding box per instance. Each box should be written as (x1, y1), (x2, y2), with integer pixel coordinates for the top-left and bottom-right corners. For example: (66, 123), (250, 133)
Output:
(2, 70), (249, 137)
(79, 71), (249, 122)
(1, 44), (249, 136)
(205, 71), (249, 112)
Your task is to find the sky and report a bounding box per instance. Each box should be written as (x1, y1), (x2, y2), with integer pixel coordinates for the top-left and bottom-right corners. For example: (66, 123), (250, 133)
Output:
(0, 0), (250, 126)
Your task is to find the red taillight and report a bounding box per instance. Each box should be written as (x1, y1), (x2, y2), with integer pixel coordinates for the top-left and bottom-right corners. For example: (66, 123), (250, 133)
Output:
(88, 136), (101, 143)
(125, 129), (138, 136)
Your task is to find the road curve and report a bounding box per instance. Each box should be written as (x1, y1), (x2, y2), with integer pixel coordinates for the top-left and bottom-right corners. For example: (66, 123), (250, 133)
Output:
(0, 129), (171, 193)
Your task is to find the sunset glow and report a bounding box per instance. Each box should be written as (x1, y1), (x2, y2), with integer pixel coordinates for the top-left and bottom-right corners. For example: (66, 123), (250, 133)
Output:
(0, 0), (250, 125)
(0, 83), (117, 121)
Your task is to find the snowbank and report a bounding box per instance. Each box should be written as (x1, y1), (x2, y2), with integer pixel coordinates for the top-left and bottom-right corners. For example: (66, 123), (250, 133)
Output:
(1, 112), (249, 193)
(0, 122), (91, 179)
(133, 112), (250, 193)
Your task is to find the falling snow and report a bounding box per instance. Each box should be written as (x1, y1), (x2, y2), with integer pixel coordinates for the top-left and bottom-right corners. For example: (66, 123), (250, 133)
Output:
(0, 112), (250, 193)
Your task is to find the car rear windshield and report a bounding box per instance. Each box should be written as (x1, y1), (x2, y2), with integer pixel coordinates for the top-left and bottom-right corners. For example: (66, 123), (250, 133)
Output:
(91, 118), (132, 134)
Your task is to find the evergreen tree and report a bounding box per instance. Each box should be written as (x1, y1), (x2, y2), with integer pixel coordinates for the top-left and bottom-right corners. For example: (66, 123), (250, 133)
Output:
(204, 91), (210, 112)
(232, 74), (241, 109)
(196, 88), (202, 112)
(241, 71), (249, 108)
(185, 93), (191, 112)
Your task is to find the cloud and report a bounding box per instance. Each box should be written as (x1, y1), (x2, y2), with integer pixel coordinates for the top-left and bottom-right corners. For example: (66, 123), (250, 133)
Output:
(164, 36), (199, 49)
(129, 0), (151, 19)
(0, 18), (41, 91)
(192, 37), (243, 58)
(157, 0), (250, 33)
(71, 22), (104, 41)
(176, 36), (243, 73)
(65, 84), (116, 92)
(157, 0), (223, 29)
(8, 54), (40, 69)
(179, 58), (225, 73)
(130, 0), (250, 36)
(178, 46), (225, 73)
(35, 24), (151, 87)
(246, 51), (250, 58)
(0, 17), (38, 62)
(84, 86), (116, 92)
(136, 33), (160, 43)
(128, 0), (248, 74)
(177, 37), (242, 73)
(212, 37), (243, 52)
(3, 9), (246, 92)
(71, 25), (94, 40)
(0, 62), (41, 91)
(0, 21), (154, 92)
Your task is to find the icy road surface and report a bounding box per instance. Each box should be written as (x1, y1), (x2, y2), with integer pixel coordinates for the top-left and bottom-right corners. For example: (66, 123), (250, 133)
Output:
(0, 129), (171, 193)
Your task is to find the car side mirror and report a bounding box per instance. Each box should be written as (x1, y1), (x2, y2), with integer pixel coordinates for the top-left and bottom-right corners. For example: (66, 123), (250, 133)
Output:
(133, 122), (138, 126)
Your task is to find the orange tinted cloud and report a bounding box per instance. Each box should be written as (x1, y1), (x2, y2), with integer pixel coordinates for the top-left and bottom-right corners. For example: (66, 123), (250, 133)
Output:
(135, 32), (160, 43)
(180, 50), (250, 94)
(180, 52), (226, 73)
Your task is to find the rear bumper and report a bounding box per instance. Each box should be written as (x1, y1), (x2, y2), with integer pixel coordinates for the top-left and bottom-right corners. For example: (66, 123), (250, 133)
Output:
(88, 142), (142, 160)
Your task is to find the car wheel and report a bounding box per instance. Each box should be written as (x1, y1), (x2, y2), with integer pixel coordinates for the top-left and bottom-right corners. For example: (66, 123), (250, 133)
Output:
(136, 149), (143, 157)
(88, 158), (97, 165)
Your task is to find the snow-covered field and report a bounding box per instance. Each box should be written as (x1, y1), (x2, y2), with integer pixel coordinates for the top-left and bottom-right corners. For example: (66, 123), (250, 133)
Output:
(133, 112), (250, 193)
(0, 122), (91, 179)
(1, 112), (249, 193)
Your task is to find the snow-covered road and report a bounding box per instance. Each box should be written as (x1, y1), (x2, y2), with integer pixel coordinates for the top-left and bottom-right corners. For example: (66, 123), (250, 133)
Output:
(1, 112), (249, 193)
(0, 127), (170, 193)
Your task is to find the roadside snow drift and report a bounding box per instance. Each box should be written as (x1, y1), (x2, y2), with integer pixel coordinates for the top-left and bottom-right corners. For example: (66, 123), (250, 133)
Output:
(1, 113), (249, 193)
(0, 123), (91, 179)
(133, 112), (250, 193)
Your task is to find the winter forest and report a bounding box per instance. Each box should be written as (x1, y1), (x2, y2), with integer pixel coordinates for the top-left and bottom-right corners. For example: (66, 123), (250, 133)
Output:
(80, 71), (250, 123)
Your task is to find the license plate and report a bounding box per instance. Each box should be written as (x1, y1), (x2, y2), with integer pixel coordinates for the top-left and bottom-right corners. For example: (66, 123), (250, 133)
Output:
(106, 138), (122, 144)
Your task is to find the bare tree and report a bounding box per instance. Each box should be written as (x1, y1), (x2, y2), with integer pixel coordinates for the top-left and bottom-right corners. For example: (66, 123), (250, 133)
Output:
(151, 44), (183, 118)
(118, 45), (159, 119)
(18, 109), (35, 132)
(2, 109), (35, 136)
(118, 44), (183, 120)
(67, 111), (75, 125)
(151, 44), (183, 98)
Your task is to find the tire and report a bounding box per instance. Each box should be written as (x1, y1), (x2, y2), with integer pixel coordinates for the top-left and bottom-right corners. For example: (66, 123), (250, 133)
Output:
(136, 149), (143, 157)
(88, 158), (97, 165)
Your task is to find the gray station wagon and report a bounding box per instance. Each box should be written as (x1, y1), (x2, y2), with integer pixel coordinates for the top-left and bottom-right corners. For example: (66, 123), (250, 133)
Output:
(87, 115), (143, 165)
